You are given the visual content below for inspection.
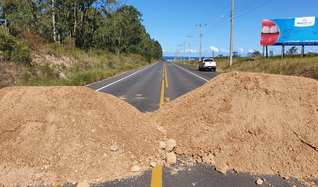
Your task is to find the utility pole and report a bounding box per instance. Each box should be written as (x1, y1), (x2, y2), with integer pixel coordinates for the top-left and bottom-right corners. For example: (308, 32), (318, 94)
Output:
(229, 0), (234, 67)
(178, 45), (182, 61)
(188, 36), (195, 61)
(183, 42), (187, 61)
(197, 24), (207, 61)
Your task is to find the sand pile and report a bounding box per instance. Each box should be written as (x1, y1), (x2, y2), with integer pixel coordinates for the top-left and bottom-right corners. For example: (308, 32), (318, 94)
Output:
(1, 72), (318, 186)
(152, 72), (318, 181)
(0, 87), (163, 186)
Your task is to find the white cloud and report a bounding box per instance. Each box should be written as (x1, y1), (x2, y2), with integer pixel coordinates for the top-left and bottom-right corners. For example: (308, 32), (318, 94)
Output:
(221, 49), (229, 53)
(248, 49), (253, 53)
(186, 49), (198, 53)
(210, 46), (219, 53)
(238, 48), (244, 53)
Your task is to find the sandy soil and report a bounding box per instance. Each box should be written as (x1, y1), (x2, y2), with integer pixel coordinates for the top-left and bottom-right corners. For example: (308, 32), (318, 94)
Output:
(0, 72), (318, 186)
(152, 72), (318, 181)
(0, 87), (163, 186)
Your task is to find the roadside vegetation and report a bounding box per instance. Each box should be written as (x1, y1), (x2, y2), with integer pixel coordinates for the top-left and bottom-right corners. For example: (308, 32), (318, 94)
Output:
(178, 51), (318, 81)
(0, 0), (163, 88)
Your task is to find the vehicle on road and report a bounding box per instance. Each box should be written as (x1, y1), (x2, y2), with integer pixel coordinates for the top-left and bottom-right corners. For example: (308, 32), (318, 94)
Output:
(199, 58), (217, 71)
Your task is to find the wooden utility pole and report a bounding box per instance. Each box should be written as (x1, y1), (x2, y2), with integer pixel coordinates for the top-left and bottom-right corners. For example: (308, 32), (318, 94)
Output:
(229, 0), (234, 66)
(188, 36), (195, 62)
(196, 24), (207, 61)
(52, 0), (56, 42)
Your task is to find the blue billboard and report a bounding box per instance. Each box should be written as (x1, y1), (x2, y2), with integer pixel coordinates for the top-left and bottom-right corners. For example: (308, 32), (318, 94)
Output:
(260, 17), (318, 46)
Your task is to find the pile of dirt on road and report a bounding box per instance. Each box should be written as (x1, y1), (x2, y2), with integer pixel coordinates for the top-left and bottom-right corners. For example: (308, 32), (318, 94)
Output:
(1, 72), (318, 186)
(152, 71), (318, 181)
(0, 86), (163, 186)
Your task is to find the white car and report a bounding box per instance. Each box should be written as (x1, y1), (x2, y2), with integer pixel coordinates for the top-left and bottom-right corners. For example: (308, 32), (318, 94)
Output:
(199, 58), (217, 71)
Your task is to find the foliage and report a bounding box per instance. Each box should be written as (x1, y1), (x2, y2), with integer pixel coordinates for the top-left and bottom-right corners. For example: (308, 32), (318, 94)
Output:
(0, 0), (162, 60)
(247, 49), (261, 57)
(286, 46), (298, 55)
(0, 27), (32, 65)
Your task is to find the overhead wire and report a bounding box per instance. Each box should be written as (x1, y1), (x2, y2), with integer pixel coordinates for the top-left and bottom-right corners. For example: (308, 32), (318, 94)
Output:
(179, 0), (274, 53)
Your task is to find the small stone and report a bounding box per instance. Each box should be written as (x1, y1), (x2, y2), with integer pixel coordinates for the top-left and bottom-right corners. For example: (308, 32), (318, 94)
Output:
(208, 154), (216, 164)
(159, 141), (166, 149)
(202, 156), (210, 164)
(192, 183), (196, 186)
(216, 164), (228, 175)
(166, 139), (176, 152)
(164, 163), (170, 168)
(177, 158), (181, 161)
(132, 161), (139, 166)
(131, 165), (141, 172)
(196, 157), (202, 163)
(188, 168), (191, 172)
(110, 145), (119, 152)
(283, 176), (289, 180)
(174, 147), (183, 155)
(77, 181), (90, 187)
(166, 152), (177, 165)
(256, 178), (263, 185)
(150, 162), (157, 167)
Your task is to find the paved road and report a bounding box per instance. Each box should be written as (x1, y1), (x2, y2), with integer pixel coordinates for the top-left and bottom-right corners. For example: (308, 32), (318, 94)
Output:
(87, 61), (219, 112)
(86, 62), (311, 187)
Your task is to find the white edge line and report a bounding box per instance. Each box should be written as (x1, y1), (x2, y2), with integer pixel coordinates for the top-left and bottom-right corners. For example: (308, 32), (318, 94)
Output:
(172, 63), (209, 82)
(95, 63), (157, 92)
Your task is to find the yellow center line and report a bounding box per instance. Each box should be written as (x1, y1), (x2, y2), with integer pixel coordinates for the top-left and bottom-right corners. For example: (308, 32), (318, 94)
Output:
(165, 63), (168, 88)
(159, 80), (164, 109)
(151, 165), (162, 187)
(160, 62), (169, 109)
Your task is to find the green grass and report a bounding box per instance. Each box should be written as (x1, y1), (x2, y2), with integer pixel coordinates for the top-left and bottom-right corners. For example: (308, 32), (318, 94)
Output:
(11, 43), (153, 87)
(178, 55), (318, 80)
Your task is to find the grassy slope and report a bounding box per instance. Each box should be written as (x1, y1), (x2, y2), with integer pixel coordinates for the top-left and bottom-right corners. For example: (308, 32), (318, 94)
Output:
(0, 43), (157, 88)
(179, 55), (318, 80)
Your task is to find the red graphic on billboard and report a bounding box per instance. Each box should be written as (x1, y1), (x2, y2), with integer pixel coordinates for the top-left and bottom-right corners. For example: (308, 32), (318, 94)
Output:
(260, 19), (280, 46)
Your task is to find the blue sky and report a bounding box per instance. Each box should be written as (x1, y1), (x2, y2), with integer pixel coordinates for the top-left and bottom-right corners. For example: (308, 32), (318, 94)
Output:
(127, 0), (318, 57)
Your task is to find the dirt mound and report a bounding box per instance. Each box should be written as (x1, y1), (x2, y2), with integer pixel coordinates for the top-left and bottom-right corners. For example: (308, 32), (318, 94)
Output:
(152, 72), (318, 181)
(0, 87), (163, 186)
(1, 72), (318, 186)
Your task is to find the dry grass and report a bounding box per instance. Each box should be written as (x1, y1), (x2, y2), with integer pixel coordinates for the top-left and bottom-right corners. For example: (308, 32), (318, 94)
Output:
(179, 55), (318, 80)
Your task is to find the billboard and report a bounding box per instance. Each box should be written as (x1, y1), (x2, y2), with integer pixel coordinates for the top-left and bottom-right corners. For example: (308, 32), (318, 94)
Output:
(260, 17), (318, 46)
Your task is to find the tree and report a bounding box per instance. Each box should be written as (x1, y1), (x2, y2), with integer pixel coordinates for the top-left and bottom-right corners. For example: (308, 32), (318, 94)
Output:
(286, 46), (298, 55)
(247, 50), (261, 57)
(269, 49), (274, 56)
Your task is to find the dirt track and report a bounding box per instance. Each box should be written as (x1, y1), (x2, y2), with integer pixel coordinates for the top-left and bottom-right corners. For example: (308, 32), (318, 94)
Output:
(0, 72), (317, 186)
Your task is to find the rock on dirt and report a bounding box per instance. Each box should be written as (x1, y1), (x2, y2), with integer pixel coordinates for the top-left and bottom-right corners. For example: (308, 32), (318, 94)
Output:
(166, 152), (177, 165)
(166, 139), (176, 152)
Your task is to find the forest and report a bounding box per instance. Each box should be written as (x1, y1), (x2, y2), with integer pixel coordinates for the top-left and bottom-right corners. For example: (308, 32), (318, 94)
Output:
(0, 0), (163, 60)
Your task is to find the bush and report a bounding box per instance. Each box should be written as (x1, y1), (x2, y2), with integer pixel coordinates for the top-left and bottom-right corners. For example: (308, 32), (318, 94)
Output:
(0, 27), (32, 65)
(10, 41), (33, 65)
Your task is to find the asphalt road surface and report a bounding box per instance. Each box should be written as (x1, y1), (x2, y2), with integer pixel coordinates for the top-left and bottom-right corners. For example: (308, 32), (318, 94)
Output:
(86, 61), (311, 187)
(87, 61), (219, 112)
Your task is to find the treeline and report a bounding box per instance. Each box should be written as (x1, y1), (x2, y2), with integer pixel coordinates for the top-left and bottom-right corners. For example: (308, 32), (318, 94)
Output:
(0, 0), (162, 60)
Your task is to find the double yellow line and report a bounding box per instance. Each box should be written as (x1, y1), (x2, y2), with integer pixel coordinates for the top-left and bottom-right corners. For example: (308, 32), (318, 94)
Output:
(159, 62), (169, 109)
(152, 62), (169, 187)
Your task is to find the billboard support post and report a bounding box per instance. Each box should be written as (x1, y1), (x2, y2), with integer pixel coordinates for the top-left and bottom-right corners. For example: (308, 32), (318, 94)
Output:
(266, 46), (268, 58)
(301, 45), (305, 57)
(263, 46), (265, 57)
(281, 45), (284, 58)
